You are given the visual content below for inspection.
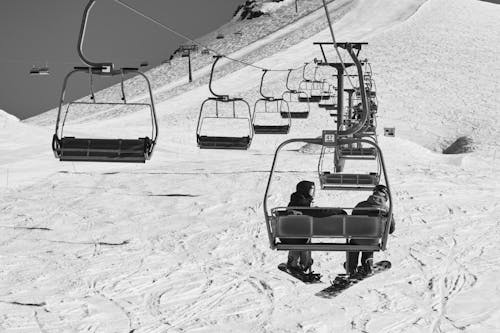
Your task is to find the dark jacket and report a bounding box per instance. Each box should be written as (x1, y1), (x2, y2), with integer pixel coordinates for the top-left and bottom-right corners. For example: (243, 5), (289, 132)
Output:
(288, 180), (314, 207)
(352, 195), (395, 234)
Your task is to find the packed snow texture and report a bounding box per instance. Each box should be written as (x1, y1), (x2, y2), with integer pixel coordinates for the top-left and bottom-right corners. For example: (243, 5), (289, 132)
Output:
(1, 0), (500, 332)
(261, 0), (296, 13)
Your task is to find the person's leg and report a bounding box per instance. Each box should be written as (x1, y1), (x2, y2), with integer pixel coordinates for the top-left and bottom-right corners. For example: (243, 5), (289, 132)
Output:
(299, 250), (313, 271)
(287, 251), (301, 269)
(347, 251), (359, 275)
(360, 251), (374, 274)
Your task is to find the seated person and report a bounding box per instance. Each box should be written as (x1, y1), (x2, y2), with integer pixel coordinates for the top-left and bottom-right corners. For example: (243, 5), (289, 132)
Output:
(346, 184), (395, 276)
(282, 180), (315, 272)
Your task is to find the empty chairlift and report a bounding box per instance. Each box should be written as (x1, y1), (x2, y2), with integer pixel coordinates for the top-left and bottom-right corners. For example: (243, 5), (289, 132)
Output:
(318, 131), (381, 190)
(29, 64), (50, 76)
(52, 0), (158, 163)
(281, 69), (310, 119)
(196, 56), (253, 149)
(252, 70), (291, 134)
(297, 63), (325, 103)
(318, 84), (337, 113)
(263, 130), (393, 254)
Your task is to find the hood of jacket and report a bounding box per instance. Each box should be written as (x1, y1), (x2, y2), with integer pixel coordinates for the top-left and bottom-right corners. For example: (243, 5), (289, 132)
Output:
(296, 180), (314, 196)
(367, 194), (387, 207)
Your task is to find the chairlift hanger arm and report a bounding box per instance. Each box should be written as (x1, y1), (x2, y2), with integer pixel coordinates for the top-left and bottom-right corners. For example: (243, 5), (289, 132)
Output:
(78, 0), (114, 70)
(208, 55), (229, 100)
(258, 70), (276, 100)
(302, 62), (311, 81)
(336, 43), (370, 137)
(285, 69), (294, 91)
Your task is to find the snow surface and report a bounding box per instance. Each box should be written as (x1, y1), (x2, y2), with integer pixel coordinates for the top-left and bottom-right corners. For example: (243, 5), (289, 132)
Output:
(1, 0), (500, 332)
(261, 0), (297, 13)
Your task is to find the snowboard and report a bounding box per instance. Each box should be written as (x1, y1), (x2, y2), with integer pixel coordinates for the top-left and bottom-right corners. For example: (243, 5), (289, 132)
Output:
(316, 260), (391, 298)
(278, 263), (322, 284)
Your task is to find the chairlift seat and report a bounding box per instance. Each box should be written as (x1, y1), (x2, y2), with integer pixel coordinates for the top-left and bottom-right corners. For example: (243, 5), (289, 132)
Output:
(275, 214), (384, 239)
(320, 172), (379, 190)
(356, 90), (377, 98)
(319, 104), (337, 111)
(280, 111), (309, 119)
(309, 92), (329, 100)
(55, 137), (151, 163)
(197, 135), (251, 150)
(298, 96), (321, 103)
(253, 125), (290, 134)
(339, 147), (377, 160)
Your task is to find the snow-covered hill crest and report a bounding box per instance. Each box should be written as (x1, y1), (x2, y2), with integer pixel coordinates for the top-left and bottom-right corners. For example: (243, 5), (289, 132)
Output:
(0, 109), (20, 124)
(233, 0), (296, 20)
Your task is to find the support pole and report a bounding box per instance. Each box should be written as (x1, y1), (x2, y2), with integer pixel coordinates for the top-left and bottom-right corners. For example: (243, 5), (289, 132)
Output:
(188, 51), (192, 83)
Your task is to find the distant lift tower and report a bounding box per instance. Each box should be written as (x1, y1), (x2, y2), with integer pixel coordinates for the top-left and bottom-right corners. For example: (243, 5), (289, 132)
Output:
(180, 44), (197, 83)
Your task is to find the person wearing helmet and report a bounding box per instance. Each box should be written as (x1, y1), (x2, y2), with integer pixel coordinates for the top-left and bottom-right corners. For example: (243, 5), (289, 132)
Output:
(346, 184), (395, 276)
(282, 180), (315, 272)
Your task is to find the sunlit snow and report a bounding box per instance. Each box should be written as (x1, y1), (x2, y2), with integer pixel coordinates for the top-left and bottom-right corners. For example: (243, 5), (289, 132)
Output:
(1, 0), (499, 332)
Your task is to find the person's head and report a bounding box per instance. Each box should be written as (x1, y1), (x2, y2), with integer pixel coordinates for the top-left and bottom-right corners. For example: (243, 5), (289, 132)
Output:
(296, 180), (315, 198)
(372, 184), (389, 202)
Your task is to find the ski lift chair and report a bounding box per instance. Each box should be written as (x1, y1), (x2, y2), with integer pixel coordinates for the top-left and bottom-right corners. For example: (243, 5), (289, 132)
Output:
(38, 66), (50, 75)
(52, 67), (158, 163)
(197, 97), (253, 149)
(310, 66), (333, 100)
(263, 130), (392, 252)
(338, 144), (377, 160)
(318, 84), (337, 111)
(52, 0), (158, 163)
(252, 71), (291, 134)
(29, 66), (40, 75)
(318, 140), (381, 190)
(281, 69), (310, 119)
(297, 63), (323, 103)
(30, 65), (50, 76)
(196, 56), (253, 149)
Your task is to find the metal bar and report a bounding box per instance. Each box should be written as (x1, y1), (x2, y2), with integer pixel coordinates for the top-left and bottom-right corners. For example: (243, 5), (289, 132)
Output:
(208, 56), (224, 98)
(319, 44), (327, 63)
(89, 69), (95, 101)
(259, 70), (270, 99)
(188, 51), (192, 82)
(136, 71), (158, 145)
(320, 0), (356, 89)
(54, 69), (80, 138)
(285, 69), (293, 91)
(77, 0), (113, 70)
(276, 244), (381, 252)
(68, 102), (152, 107)
(120, 70), (127, 103)
(337, 65), (344, 131)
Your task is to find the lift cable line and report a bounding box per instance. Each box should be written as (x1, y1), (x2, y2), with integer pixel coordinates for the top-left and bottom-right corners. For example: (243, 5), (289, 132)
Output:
(321, 0), (356, 89)
(112, 0), (304, 73)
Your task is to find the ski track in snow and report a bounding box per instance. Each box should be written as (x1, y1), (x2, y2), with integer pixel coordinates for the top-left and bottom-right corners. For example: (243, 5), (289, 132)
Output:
(1, 0), (500, 331)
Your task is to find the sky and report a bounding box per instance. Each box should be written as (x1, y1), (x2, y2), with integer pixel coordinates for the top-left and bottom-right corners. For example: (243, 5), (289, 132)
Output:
(0, 0), (243, 120)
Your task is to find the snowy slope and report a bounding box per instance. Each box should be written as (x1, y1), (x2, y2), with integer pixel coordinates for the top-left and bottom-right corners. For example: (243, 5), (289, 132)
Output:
(1, 0), (500, 332)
